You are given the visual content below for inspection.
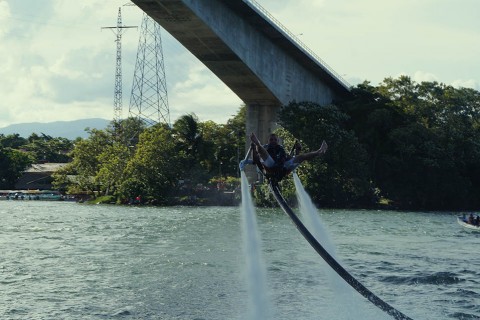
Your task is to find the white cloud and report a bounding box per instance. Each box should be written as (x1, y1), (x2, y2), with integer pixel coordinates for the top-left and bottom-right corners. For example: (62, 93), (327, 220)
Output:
(0, 0), (142, 128)
(411, 71), (439, 83)
(261, 0), (480, 89)
(451, 79), (479, 90)
(169, 64), (243, 123)
(0, 0), (10, 38)
(0, 0), (479, 129)
(299, 0), (326, 9)
(408, 72), (479, 90)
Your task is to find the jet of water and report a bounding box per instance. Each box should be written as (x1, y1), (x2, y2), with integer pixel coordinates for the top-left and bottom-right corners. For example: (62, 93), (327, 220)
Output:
(293, 172), (381, 319)
(240, 171), (272, 320)
(293, 173), (336, 255)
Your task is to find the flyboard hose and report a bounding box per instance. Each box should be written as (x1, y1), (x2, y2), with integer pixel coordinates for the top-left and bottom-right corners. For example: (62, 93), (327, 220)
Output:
(268, 181), (413, 320)
(241, 143), (412, 320)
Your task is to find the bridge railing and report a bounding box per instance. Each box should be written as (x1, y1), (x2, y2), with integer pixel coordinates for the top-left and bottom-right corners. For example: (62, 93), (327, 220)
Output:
(244, 0), (351, 90)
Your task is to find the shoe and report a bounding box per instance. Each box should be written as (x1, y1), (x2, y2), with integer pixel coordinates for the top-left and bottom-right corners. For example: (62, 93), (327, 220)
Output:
(294, 141), (302, 155)
(319, 140), (328, 154)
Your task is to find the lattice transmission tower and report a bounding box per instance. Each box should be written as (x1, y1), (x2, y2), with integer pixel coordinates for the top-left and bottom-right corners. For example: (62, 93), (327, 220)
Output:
(129, 13), (170, 127)
(102, 7), (136, 124)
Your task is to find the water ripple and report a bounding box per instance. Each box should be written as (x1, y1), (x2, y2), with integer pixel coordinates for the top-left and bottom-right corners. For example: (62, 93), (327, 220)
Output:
(1, 202), (479, 320)
(381, 271), (464, 285)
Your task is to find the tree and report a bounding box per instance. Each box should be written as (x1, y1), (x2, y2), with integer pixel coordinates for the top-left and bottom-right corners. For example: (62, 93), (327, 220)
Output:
(172, 113), (214, 186)
(279, 102), (375, 207)
(173, 113), (202, 157)
(223, 105), (246, 177)
(340, 77), (480, 210)
(94, 117), (147, 197)
(0, 133), (27, 149)
(57, 128), (112, 195)
(111, 117), (146, 147)
(0, 147), (33, 189)
(22, 133), (73, 163)
(120, 124), (185, 204)
(96, 143), (131, 196)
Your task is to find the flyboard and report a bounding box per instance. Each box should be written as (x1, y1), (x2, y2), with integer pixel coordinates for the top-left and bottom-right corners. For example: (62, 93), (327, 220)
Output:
(240, 145), (413, 320)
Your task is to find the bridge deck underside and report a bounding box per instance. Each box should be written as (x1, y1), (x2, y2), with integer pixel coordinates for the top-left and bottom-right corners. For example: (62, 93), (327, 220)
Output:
(134, 0), (281, 106)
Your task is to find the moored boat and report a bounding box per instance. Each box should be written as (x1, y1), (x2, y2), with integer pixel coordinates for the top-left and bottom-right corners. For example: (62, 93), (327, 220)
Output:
(0, 190), (64, 201)
(457, 215), (480, 232)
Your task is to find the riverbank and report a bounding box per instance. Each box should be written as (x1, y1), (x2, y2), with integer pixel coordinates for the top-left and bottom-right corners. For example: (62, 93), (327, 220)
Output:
(88, 190), (241, 207)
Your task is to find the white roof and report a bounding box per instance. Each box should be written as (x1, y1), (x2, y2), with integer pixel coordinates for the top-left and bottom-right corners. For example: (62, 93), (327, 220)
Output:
(24, 163), (69, 173)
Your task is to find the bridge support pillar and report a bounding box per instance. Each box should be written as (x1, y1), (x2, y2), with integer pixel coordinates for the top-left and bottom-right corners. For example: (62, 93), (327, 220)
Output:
(246, 103), (280, 146)
(244, 103), (280, 182)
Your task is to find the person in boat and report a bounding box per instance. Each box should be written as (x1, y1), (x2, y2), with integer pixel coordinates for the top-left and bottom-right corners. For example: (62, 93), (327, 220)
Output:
(240, 132), (328, 180)
(468, 213), (475, 225)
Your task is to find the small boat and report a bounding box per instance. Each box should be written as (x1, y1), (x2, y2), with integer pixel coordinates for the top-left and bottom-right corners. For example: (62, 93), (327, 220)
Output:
(0, 190), (63, 201)
(457, 215), (480, 232)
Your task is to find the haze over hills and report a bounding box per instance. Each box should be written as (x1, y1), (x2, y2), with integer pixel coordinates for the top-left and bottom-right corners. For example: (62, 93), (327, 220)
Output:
(0, 118), (111, 140)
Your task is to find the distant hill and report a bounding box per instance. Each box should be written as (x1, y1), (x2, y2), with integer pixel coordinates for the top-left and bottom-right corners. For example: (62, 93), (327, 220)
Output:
(0, 118), (111, 140)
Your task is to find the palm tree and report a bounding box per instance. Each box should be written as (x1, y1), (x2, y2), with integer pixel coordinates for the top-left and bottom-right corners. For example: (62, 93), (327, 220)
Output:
(173, 113), (202, 158)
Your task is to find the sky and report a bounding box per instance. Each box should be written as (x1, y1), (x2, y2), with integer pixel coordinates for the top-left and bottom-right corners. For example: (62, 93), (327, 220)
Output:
(0, 0), (479, 128)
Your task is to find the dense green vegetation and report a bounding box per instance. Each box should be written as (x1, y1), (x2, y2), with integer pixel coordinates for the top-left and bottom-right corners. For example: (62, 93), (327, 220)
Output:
(0, 133), (73, 189)
(51, 110), (246, 205)
(276, 76), (480, 210)
(1, 76), (479, 210)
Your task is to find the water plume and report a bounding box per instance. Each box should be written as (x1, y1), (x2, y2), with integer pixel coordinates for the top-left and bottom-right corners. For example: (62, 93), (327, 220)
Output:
(293, 172), (372, 319)
(240, 171), (272, 320)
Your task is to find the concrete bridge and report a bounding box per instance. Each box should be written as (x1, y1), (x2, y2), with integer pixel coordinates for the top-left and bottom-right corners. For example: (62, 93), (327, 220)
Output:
(131, 0), (351, 142)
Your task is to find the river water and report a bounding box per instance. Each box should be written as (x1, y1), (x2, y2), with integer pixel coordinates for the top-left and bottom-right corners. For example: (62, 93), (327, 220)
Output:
(0, 201), (479, 320)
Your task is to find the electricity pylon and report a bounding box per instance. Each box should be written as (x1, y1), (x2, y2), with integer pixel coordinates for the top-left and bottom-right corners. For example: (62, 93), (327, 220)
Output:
(102, 7), (137, 124)
(129, 13), (170, 127)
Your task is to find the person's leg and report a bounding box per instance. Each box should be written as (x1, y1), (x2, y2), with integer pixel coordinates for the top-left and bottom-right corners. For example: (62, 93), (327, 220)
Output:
(293, 140), (328, 164)
(252, 144), (275, 168)
(250, 133), (270, 162)
(284, 158), (300, 172)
